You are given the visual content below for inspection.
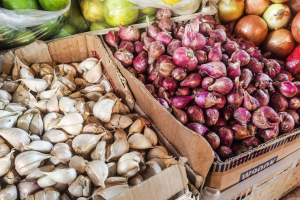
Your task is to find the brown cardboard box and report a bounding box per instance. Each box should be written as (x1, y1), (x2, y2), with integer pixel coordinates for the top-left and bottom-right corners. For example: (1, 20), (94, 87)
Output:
(0, 34), (191, 200)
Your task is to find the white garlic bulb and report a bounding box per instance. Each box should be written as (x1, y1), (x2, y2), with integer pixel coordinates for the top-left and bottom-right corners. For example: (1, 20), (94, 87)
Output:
(50, 143), (72, 165)
(0, 128), (30, 151)
(43, 168), (77, 184)
(25, 141), (53, 153)
(86, 160), (108, 187)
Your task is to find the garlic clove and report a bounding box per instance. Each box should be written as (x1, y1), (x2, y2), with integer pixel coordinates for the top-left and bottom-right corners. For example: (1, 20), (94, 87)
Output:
(118, 152), (142, 164)
(34, 190), (47, 200)
(128, 133), (153, 150)
(59, 124), (83, 135)
(42, 130), (73, 143)
(0, 128), (30, 151)
(1, 81), (19, 93)
(47, 94), (59, 113)
(147, 158), (167, 170)
(5, 103), (27, 113)
(101, 131), (114, 145)
(80, 84), (105, 94)
(29, 134), (41, 141)
(39, 87), (59, 100)
(55, 112), (84, 127)
(44, 187), (60, 200)
(43, 112), (63, 132)
(0, 142), (11, 158)
(84, 60), (102, 83)
(26, 165), (55, 180)
(75, 101), (90, 120)
(43, 74), (54, 89)
(18, 180), (41, 199)
(117, 159), (139, 178)
(106, 139), (129, 162)
(140, 160), (162, 180)
(17, 112), (34, 132)
(107, 162), (117, 178)
(39, 64), (54, 77)
(20, 67), (34, 79)
(144, 126), (158, 146)
(71, 63), (83, 75)
(12, 84), (30, 104)
(0, 89), (12, 105)
(86, 160), (108, 187)
(87, 101), (96, 113)
(58, 64), (77, 77)
(68, 175), (92, 197)
(43, 168), (77, 184)
(92, 185), (129, 200)
(84, 92), (103, 102)
(68, 91), (82, 99)
(60, 193), (72, 200)
(25, 141), (53, 153)
(84, 116), (103, 127)
(74, 78), (87, 89)
(19, 79), (48, 93)
(112, 101), (130, 115)
(91, 141), (106, 161)
(59, 97), (77, 113)
(0, 114), (20, 129)
(114, 129), (127, 140)
(146, 146), (173, 160)
(128, 118), (144, 137)
(3, 169), (20, 185)
(79, 58), (99, 71)
(33, 100), (48, 113)
(128, 174), (143, 186)
(82, 123), (106, 134)
(37, 175), (58, 188)
(59, 73), (76, 91)
(69, 156), (87, 175)
(93, 98), (116, 123)
(50, 143), (72, 165)
(72, 133), (105, 159)
(0, 185), (17, 200)
(100, 79), (113, 94)
(105, 177), (127, 188)
(104, 114), (133, 131)
(30, 113), (43, 135)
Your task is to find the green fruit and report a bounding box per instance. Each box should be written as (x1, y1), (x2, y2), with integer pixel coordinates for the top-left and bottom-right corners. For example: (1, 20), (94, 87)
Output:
(0, 26), (16, 46)
(104, 0), (139, 27)
(6, 30), (36, 48)
(90, 22), (111, 31)
(141, 7), (157, 15)
(55, 24), (76, 38)
(2, 0), (38, 10)
(70, 16), (89, 33)
(137, 15), (156, 23)
(35, 19), (61, 40)
(38, 0), (68, 11)
(81, 0), (105, 23)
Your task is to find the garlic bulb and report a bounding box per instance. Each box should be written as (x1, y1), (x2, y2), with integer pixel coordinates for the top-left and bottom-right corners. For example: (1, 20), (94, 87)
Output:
(68, 175), (92, 197)
(18, 180), (41, 199)
(0, 142), (10, 158)
(26, 165), (55, 180)
(93, 98), (116, 123)
(15, 151), (51, 175)
(72, 133), (105, 159)
(19, 79), (48, 93)
(43, 168), (77, 184)
(82, 123), (106, 134)
(128, 133), (153, 149)
(0, 185), (17, 200)
(107, 162), (117, 178)
(117, 152), (142, 178)
(25, 141), (53, 153)
(0, 128), (30, 151)
(0, 89), (12, 105)
(86, 160), (108, 187)
(50, 143), (72, 165)
(144, 126), (158, 146)
(69, 156), (87, 175)
(3, 169), (20, 185)
(91, 141), (106, 161)
(43, 112), (63, 132)
(128, 174), (143, 186)
(106, 139), (129, 162)
(5, 103), (27, 112)
(59, 97), (77, 113)
(42, 129), (72, 143)
(104, 114), (133, 131)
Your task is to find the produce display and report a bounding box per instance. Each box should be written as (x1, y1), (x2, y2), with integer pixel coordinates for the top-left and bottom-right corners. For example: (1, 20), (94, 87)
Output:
(105, 10), (300, 162)
(0, 0), (89, 50)
(0, 57), (179, 199)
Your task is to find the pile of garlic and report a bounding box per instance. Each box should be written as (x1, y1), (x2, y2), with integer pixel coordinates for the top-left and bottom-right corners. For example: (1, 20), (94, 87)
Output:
(0, 56), (179, 200)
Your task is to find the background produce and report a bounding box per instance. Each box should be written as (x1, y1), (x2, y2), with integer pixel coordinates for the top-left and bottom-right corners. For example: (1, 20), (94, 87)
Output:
(105, 10), (300, 162)
(0, 56), (179, 199)
(0, 0), (89, 50)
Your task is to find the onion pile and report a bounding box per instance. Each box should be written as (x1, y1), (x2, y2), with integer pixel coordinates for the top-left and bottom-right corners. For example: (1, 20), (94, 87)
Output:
(106, 12), (299, 162)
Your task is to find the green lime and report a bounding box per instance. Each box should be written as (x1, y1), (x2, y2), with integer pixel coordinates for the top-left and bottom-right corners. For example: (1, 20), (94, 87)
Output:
(90, 22), (112, 31)
(141, 7), (157, 15)
(6, 29), (36, 48)
(2, 0), (38, 10)
(38, 0), (68, 11)
(35, 19), (61, 40)
(55, 24), (76, 38)
(0, 26), (16, 46)
(137, 15), (156, 23)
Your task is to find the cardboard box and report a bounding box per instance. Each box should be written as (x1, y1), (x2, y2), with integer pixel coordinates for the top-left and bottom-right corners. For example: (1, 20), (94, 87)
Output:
(0, 34), (191, 200)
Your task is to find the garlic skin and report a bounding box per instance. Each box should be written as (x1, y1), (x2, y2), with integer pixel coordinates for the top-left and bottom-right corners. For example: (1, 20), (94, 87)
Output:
(26, 165), (55, 180)
(2, 81), (19, 94)
(84, 60), (102, 83)
(0, 185), (17, 200)
(128, 118), (144, 136)
(114, 129), (127, 140)
(91, 141), (106, 161)
(43, 168), (77, 184)
(0, 149), (14, 176)
(93, 185), (129, 200)
(50, 143), (72, 165)
(86, 160), (108, 187)
(106, 139), (129, 162)
(15, 151), (51, 176)
(128, 133), (153, 149)
(104, 114), (133, 131)
(3, 169), (20, 185)
(25, 141), (53, 153)
(69, 156), (87, 175)
(68, 175), (92, 197)
(18, 180), (41, 199)
(147, 146), (173, 160)
(82, 123), (106, 134)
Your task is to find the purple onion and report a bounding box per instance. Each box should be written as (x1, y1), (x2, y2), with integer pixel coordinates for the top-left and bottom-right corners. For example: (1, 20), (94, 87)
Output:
(171, 67), (187, 81)
(172, 107), (188, 125)
(195, 92), (221, 108)
(240, 68), (253, 88)
(227, 62), (241, 80)
(180, 73), (202, 88)
(195, 50), (208, 64)
(198, 61), (227, 79)
(186, 122), (209, 136)
(217, 146), (234, 161)
(176, 87), (190, 96)
(278, 112), (295, 133)
(201, 77), (215, 90)
(119, 40), (134, 53)
(173, 47), (198, 71)
(171, 95), (193, 109)
(133, 51), (148, 73)
(205, 132), (220, 150)
(167, 39), (182, 56)
(247, 58), (264, 73)
(208, 43), (222, 62)
(205, 108), (219, 126)
(234, 107), (251, 127)
(134, 41), (144, 54)
(217, 127), (233, 147)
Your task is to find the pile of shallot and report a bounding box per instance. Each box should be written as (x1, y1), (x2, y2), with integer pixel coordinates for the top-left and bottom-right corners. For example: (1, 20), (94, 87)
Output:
(105, 10), (300, 162)
(0, 56), (179, 199)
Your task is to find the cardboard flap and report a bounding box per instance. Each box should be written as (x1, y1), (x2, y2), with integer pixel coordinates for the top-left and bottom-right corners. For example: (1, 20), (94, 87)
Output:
(113, 165), (188, 200)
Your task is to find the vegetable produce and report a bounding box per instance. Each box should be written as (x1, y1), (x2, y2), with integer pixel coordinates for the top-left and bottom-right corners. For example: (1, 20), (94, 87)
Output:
(217, 0), (245, 23)
(286, 0), (300, 15)
(291, 13), (300, 43)
(245, 0), (270, 16)
(263, 4), (291, 30)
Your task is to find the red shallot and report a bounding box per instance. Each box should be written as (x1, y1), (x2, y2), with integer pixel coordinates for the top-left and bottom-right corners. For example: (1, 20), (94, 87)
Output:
(231, 123), (252, 140)
(270, 91), (288, 112)
(263, 59), (281, 79)
(286, 109), (299, 123)
(158, 18), (176, 32)
(223, 40), (240, 56)
(114, 48), (134, 67)
(155, 32), (172, 46)
(205, 108), (219, 126)
(176, 87), (190, 96)
(180, 73), (201, 88)
(288, 97), (300, 110)
(234, 107), (251, 127)
(208, 77), (233, 95)
(253, 89), (270, 107)
(195, 50), (208, 64)
(148, 41), (165, 64)
(134, 41), (144, 54)
(243, 90), (260, 111)
(195, 92), (222, 108)
(217, 146), (234, 161)
(208, 43), (222, 62)
(182, 25), (206, 51)
(252, 106), (280, 129)
(253, 73), (272, 90)
(221, 106), (234, 121)
(240, 68), (253, 88)
(133, 51), (148, 73)
(156, 9), (172, 20)
(105, 30), (120, 48)
(217, 127), (233, 147)
(171, 95), (193, 109)
(278, 112), (295, 133)
(230, 50), (250, 66)
(146, 16), (161, 39)
(242, 137), (261, 148)
(227, 61), (241, 80)
(118, 24), (140, 41)
(274, 81), (298, 98)
(247, 58), (264, 73)
(173, 47), (198, 71)
(186, 123), (209, 136)
(172, 107), (188, 125)
(201, 77), (215, 90)
(227, 77), (244, 108)
(205, 132), (221, 150)
(187, 106), (205, 124)
(256, 125), (279, 142)
(171, 67), (187, 81)
(167, 40), (182, 56)
(156, 59), (176, 78)
(156, 98), (171, 112)
(198, 61), (227, 78)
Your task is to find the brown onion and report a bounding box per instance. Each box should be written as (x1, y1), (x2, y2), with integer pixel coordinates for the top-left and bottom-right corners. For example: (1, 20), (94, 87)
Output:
(292, 13), (300, 43)
(245, 0), (270, 16)
(286, 0), (300, 15)
(217, 0), (245, 23)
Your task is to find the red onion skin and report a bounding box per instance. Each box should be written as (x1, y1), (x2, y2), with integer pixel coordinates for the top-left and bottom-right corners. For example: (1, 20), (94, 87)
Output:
(148, 41), (165, 64)
(273, 73), (289, 82)
(242, 137), (261, 148)
(253, 89), (270, 107)
(253, 73), (272, 90)
(119, 40), (134, 53)
(231, 123), (251, 140)
(199, 22), (214, 37)
(205, 132), (221, 150)
(252, 106), (281, 129)
(133, 51), (148, 73)
(147, 66), (157, 83)
(217, 127), (233, 147)
(227, 62), (241, 80)
(182, 25), (206, 51)
(217, 146), (234, 161)
(244, 41), (257, 50)
(202, 15), (217, 24)
(223, 40), (240, 56)
(195, 50), (208, 64)
(167, 40), (182, 56)
(205, 108), (219, 126)
(156, 55), (171, 65)
(231, 143), (249, 156)
(270, 91), (288, 112)
(280, 70), (294, 81)
(195, 92), (221, 108)
(214, 151), (221, 161)
(171, 95), (193, 109)
(208, 43), (222, 62)
(171, 67), (187, 81)
(176, 87), (190, 96)
(198, 61), (227, 79)
(207, 37), (215, 47)
(215, 117), (226, 127)
(187, 106), (205, 124)
(278, 112), (295, 133)
(211, 92), (226, 110)
(209, 29), (227, 44)
(245, 83), (257, 94)
(264, 59), (281, 79)
(286, 109), (299, 123)
(105, 31), (120, 49)
(256, 125), (279, 142)
(222, 54), (229, 66)
(145, 84), (156, 95)
(173, 47), (198, 71)
(247, 48), (262, 60)
(156, 59), (176, 78)
(153, 75), (164, 89)
(227, 78), (244, 108)
(134, 41), (144, 54)
(186, 123), (209, 136)
(156, 9), (172, 20)
(221, 106), (234, 121)
(234, 107), (251, 127)
(192, 88), (205, 96)
(243, 90), (260, 111)
(172, 106), (188, 125)
(146, 16), (162, 39)
(156, 98), (171, 111)
(162, 77), (178, 95)
(247, 58), (264, 73)
(230, 50), (250, 66)
(114, 48), (134, 67)
(180, 73), (202, 88)
(237, 41), (246, 50)
(143, 36), (155, 52)
(158, 18), (176, 32)
(138, 74), (146, 84)
(285, 60), (300, 75)
(174, 22), (186, 40)
(118, 24), (140, 42)
(201, 77), (215, 91)
(158, 87), (172, 104)
(293, 82), (300, 98)
(274, 81), (298, 98)
(288, 97), (300, 110)
(240, 68), (253, 88)
(155, 32), (172, 46)
(208, 77), (233, 95)
(190, 14), (202, 32)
